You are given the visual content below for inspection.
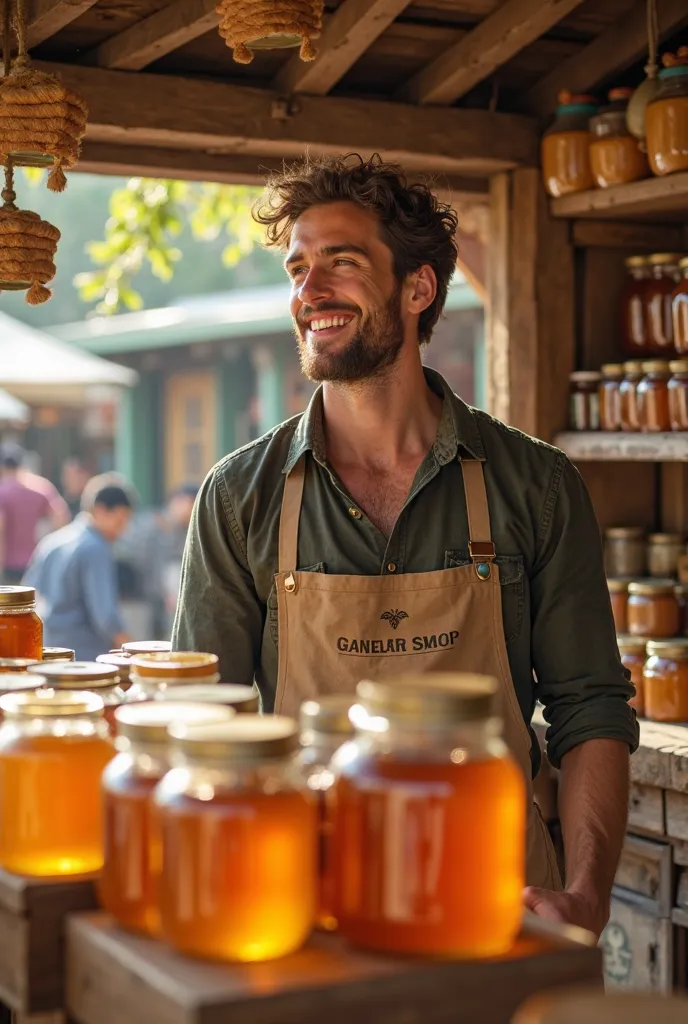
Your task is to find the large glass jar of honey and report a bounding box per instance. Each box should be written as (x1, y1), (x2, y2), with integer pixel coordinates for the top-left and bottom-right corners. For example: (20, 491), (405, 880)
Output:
(645, 52), (688, 176)
(628, 580), (680, 638)
(0, 689), (113, 875)
(296, 695), (354, 932)
(599, 364), (623, 431)
(637, 360), (671, 432)
(620, 361), (645, 430)
(541, 92), (597, 197)
(673, 259), (688, 356)
(646, 256), (681, 355)
(331, 674), (524, 957)
(0, 586), (42, 660)
(157, 683), (259, 713)
(589, 88), (649, 187)
(27, 661), (128, 735)
(643, 639), (688, 722)
(155, 715), (317, 962)
(616, 635), (647, 716)
(129, 651), (219, 700)
(100, 701), (233, 936)
(621, 260), (652, 358)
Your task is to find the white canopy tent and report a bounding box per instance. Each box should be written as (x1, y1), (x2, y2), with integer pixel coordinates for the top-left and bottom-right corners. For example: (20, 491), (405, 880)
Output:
(0, 387), (29, 424)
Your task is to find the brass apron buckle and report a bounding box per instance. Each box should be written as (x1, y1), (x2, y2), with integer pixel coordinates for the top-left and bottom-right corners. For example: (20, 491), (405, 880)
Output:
(284, 572), (297, 593)
(468, 541), (496, 580)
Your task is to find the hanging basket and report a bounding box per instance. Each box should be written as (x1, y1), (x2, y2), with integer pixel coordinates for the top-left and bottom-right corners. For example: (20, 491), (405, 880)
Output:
(0, 171), (59, 304)
(216, 0), (323, 64)
(0, 61), (88, 192)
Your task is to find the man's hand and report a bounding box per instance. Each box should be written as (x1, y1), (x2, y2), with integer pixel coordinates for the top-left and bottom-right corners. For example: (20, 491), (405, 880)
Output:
(523, 885), (609, 939)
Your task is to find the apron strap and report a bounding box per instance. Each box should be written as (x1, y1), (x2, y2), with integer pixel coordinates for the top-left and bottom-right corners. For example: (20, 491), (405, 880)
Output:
(461, 459), (496, 562)
(278, 458), (306, 572)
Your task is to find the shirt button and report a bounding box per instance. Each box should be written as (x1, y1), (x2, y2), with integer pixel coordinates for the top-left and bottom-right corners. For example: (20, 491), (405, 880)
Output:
(387, 562), (397, 573)
(348, 507), (362, 519)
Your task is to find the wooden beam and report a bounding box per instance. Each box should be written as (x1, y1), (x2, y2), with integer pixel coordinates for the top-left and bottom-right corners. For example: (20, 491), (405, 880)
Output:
(27, 0), (100, 48)
(90, 0), (218, 71)
(526, 0), (688, 116)
(456, 229), (486, 304)
(274, 0), (412, 96)
(572, 219), (687, 251)
(396, 0), (585, 106)
(35, 61), (538, 173)
(550, 172), (688, 222)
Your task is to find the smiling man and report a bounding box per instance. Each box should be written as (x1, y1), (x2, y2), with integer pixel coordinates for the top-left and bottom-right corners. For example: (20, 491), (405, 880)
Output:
(173, 154), (637, 937)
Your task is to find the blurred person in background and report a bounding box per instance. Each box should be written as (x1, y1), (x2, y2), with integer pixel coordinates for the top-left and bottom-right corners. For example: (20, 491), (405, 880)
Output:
(61, 457), (92, 520)
(0, 442), (70, 583)
(24, 475), (134, 660)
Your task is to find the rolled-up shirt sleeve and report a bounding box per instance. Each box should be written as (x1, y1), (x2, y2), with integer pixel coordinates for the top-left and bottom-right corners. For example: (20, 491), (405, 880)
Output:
(532, 456), (639, 769)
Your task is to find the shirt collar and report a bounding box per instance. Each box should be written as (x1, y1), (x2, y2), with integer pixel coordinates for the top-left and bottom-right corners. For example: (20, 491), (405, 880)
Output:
(283, 366), (485, 475)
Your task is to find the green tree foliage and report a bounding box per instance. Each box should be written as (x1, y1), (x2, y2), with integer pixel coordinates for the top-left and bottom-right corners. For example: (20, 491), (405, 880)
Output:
(74, 178), (266, 315)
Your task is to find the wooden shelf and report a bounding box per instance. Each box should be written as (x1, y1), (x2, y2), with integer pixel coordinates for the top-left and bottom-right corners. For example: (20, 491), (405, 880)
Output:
(554, 432), (688, 462)
(550, 172), (688, 223)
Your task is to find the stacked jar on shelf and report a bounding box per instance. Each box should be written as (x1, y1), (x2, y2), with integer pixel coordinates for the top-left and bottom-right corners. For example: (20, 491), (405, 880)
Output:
(606, 528), (688, 722)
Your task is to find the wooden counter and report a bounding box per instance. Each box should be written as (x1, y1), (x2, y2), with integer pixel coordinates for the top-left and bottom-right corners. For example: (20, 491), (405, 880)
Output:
(66, 913), (601, 1024)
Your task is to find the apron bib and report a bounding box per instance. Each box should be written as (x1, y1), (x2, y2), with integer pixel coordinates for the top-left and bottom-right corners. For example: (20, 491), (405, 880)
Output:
(275, 456), (561, 889)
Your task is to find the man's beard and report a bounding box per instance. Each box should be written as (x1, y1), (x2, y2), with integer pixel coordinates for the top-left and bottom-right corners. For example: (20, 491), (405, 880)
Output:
(296, 285), (404, 383)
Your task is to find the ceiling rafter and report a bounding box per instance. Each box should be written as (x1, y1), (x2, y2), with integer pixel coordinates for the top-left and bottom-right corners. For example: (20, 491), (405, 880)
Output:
(89, 0), (218, 71)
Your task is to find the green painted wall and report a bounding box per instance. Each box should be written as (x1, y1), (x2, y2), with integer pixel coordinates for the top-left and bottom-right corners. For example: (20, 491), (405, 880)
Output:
(216, 352), (254, 459)
(256, 344), (288, 435)
(115, 372), (162, 505)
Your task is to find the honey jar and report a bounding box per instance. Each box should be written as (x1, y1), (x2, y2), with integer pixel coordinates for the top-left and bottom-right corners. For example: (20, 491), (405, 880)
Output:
(569, 371), (601, 431)
(676, 583), (688, 637)
(100, 701), (234, 936)
(96, 652), (133, 690)
(122, 640), (172, 656)
(155, 715), (317, 962)
(0, 673), (45, 721)
(589, 88), (648, 187)
(604, 527), (646, 578)
(0, 586), (42, 660)
(620, 361), (645, 431)
(129, 651), (219, 700)
(296, 695), (354, 932)
(621, 260), (652, 358)
(541, 91), (597, 197)
(0, 658), (40, 673)
(331, 674), (524, 957)
(673, 258), (688, 356)
(668, 358), (688, 429)
(645, 51), (688, 176)
(27, 660), (129, 735)
(0, 689), (113, 875)
(637, 360), (671, 432)
(608, 579), (630, 634)
(627, 580), (680, 639)
(647, 533), (683, 578)
(156, 683), (259, 713)
(645, 256), (681, 355)
(41, 647), (75, 662)
(643, 639), (688, 722)
(617, 635), (647, 715)
(599, 364), (624, 431)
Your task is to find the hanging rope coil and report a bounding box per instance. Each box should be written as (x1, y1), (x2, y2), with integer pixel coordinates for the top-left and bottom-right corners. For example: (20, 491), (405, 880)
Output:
(0, 159), (60, 303)
(216, 0), (323, 64)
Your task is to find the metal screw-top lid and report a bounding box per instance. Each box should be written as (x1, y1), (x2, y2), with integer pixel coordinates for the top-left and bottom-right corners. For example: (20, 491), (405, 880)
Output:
(0, 689), (105, 717)
(41, 647), (75, 662)
(168, 714), (299, 762)
(115, 701), (234, 744)
(300, 694), (355, 736)
(646, 639), (688, 660)
(0, 673), (46, 694)
(122, 640), (172, 655)
(0, 586), (35, 608)
(27, 661), (119, 688)
(628, 579), (676, 596)
(96, 653), (132, 682)
(616, 634), (649, 656)
(131, 651), (219, 681)
(0, 657), (40, 672)
(356, 674), (499, 725)
(156, 683), (259, 713)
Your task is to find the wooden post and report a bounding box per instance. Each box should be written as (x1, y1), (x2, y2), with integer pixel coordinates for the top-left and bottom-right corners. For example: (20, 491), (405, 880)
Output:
(486, 169), (575, 441)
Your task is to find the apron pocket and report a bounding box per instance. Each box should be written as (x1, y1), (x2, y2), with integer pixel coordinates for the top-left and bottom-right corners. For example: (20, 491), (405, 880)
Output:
(268, 562), (325, 646)
(444, 550), (525, 644)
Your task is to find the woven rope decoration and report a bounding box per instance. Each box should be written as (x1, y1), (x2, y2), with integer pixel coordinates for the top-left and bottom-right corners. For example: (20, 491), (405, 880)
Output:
(216, 0), (323, 64)
(0, 161), (59, 304)
(0, 0), (88, 191)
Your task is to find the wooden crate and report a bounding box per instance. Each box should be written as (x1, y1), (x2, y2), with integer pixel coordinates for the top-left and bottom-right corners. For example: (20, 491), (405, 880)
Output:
(66, 913), (602, 1024)
(0, 869), (97, 1015)
(602, 889), (673, 993)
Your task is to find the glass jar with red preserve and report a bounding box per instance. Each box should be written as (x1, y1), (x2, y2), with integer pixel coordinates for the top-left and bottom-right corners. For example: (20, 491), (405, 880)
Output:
(673, 259), (688, 357)
(620, 362), (645, 432)
(620, 257), (652, 358)
(637, 361), (671, 432)
(668, 358), (688, 430)
(645, 255), (681, 355)
(599, 364), (623, 431)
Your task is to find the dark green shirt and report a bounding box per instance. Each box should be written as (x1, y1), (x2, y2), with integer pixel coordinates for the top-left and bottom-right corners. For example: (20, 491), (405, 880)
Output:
(173, 367), (638, 774)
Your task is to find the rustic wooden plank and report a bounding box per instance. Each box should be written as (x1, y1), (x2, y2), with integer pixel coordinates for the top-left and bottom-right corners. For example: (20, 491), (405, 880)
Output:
(13, 1014), (65, 1023)
(661, 464), (688, 536)
(550, 173), (688, 223)
(614, 834), (672, 914)
(526, 0), (688, 116)
(486, 172), (511, 426)
(630, 722), (688, 790)
(67, 913), (602, 1024)
(455, 228), (486, 304)
(627, 784), (665, 837)
(27, 0), (100, 48)
(577, 464), (656, 533)
(673, 905), (688, 927)
(667, 791), (688, 843)
(678, 867), (688, 908)
(572, 220), (688, 251)
(673, 840), (688, 867)
(396, 0), (585, 105)
(34, 61), (538, 175)
(554, 433), (688, 463)
(90, 0), (218, 71)
(275, 0), (413, 96)
(604, 892), (673, 992)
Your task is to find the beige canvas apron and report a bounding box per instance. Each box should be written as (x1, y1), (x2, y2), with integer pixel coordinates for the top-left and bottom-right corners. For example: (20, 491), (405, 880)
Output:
(275, 455), (561, 889)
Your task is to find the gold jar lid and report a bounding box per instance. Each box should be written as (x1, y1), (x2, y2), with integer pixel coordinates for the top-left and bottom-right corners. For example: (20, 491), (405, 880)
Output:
(607, 578), (631, 593)
(169, 714), (299, 762)
(131, 651), (219, 681)
(646, 639), (688, 660)
(569, 371), (601, 383)
(628, 579), (677, 596)
(670, 359), (688, 373)
(641, 360), (671, 374)
(648, 533), (683, 544)
(356, 673), (498, 725)
(0, 673), (45, 694)
(300, 694), (355, 736)
(679, 256), (688, 270)
(647, 253), (683, 265)
(115, 701), (233, 744)
(0, 586), (35, 609)
(617, 635), (649, 656)
(624, 256), (649, 268)
(122, 640), (172, 655)
(605, 527), (645, 539)
(0, 689), (105, 717)
(27, 660), (119, 688)
(156, 683), (259, 712)
(41, 647), (75, 662)
(0, 657), (40, 672)
(622, 360), (645, 374)
(601, 363), (624, 377)
(96, 653), (132, 680)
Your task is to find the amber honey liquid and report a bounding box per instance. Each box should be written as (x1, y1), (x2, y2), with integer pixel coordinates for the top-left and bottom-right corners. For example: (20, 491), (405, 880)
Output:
(332, 754), (525, 956)
(0, 611), (42, 660)
(158, 789), (317, 961)
(0, 733), (113, 875)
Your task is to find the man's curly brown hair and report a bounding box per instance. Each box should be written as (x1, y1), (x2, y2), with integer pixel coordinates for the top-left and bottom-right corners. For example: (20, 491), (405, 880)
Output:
(252, 153), (459, 345)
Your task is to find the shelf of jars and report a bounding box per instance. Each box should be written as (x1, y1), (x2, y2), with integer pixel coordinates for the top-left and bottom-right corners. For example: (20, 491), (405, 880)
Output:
(550, 171), (688, 222)
(554, 431), (688, 462)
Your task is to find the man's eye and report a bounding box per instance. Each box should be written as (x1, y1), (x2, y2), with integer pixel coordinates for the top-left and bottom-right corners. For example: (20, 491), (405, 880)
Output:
(334, 258), (355, 267)
(290, 267), (306, 278)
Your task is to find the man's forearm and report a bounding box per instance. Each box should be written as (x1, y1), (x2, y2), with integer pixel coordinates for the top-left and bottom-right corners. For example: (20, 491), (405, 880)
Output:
(559, 738), (629, 929)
